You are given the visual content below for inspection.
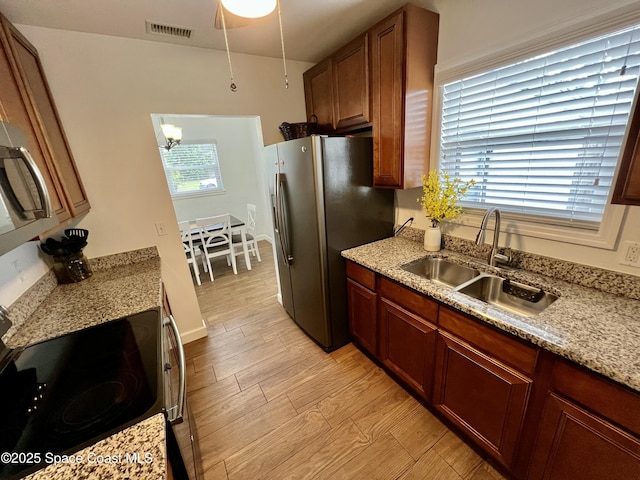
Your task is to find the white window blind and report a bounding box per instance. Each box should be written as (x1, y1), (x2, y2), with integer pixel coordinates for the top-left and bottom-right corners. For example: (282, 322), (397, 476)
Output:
(159, 143), (225, 196)
(439, 24), (640, 228)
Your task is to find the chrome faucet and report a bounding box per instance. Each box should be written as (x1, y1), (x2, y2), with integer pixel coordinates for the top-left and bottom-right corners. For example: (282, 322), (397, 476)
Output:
(475, 207), (509, 267)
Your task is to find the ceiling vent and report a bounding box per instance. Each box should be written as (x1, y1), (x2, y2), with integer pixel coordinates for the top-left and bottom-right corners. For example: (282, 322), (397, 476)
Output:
(145, 21), (192, 39)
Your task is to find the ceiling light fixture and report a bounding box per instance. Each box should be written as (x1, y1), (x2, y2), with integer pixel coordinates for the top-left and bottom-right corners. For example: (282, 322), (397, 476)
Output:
(220, 0), (276, 18)
(160, 124), (182, 150)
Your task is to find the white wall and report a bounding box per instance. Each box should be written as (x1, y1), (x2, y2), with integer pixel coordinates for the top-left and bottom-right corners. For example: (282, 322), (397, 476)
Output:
(0, 25), (311, 340)
(398, 0), (640, 276)
(152, 114), (272, 239)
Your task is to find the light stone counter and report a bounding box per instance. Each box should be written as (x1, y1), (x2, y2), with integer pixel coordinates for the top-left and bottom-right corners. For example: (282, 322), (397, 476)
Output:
(23, 414), (166, 480)
(2, 246), (168, 480)
(3, 246), (162, 348)
(342, 235), (640, 393)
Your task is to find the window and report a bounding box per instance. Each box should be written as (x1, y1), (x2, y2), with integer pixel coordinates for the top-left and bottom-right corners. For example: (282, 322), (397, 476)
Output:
(439, 24), (640, 229)
(159, 143), (225, 196)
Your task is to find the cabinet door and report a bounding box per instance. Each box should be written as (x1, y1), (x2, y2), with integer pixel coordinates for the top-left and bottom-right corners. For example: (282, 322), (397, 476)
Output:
(370, 11), (404, 188)
(347, 278), (378, 357)
(379, 297), (436, 400)
(332, 34), (370, 131)
(303, 58), (334, 132)
(528, 393), (640, 480)
(370, 5), (438, 189)
(433, 331), (532, 468)
(612, 99), (640, 204)
(2, 18), (90, 217)
(0, 24), (69, 222)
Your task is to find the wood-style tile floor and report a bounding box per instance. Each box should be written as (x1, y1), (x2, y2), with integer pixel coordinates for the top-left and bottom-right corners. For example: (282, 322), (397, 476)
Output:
(184, 242), (508, 480)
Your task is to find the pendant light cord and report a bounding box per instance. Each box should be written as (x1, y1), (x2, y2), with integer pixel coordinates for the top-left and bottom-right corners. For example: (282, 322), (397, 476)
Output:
(219, 2), (237, 92)
(277, 0), (288, 89)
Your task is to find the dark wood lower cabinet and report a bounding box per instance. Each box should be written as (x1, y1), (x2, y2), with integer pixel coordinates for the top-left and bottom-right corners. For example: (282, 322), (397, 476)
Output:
(528, 393), (640, 479)
(345, 261), (640, 479)
(378, 297), (436, 400)
(433, 331), (532, 468)
(347, 278), (378, 357)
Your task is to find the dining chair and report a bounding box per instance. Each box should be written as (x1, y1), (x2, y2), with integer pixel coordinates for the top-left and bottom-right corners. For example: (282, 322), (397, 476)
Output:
(196, 214), (237, 281)
(178, 220), (202, 286)
(232, 203), (262, 264)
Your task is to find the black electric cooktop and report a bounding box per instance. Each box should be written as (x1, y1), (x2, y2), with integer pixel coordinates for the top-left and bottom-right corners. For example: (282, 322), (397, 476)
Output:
(0, 309), (163, 479)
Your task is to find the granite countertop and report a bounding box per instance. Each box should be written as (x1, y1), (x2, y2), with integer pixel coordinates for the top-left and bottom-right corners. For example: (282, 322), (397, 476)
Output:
(23, 414), (166, 480)
(342, 236), (640, 393)
(3, 247), (168, 480)
(4, 246), (163, 348)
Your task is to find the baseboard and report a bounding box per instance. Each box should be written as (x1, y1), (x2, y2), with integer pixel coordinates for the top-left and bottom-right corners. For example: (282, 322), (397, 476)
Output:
(180, 318), (208, 344)
(257, 234), (273, 244)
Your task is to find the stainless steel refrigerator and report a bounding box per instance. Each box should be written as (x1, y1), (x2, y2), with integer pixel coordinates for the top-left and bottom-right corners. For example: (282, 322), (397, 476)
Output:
(265, 136), (394, 351)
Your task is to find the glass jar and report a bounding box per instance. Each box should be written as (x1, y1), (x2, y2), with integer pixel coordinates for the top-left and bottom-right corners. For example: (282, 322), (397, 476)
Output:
(52, 252), (93, 284)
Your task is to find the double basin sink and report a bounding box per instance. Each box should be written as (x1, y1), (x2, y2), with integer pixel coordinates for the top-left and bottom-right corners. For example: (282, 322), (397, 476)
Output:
(402, 257), (558, 317)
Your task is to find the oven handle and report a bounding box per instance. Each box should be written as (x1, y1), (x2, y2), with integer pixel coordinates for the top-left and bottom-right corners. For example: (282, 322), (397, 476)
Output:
(164, 314), (186, 424)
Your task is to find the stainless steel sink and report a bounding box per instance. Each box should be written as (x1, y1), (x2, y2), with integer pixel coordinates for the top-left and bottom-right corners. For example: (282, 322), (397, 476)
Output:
(455, 275), (558, 317)
(402, 257), (480, 288)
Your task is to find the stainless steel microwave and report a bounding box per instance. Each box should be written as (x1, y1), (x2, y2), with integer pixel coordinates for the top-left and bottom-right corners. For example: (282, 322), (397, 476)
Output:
(0, 121), (57, 256)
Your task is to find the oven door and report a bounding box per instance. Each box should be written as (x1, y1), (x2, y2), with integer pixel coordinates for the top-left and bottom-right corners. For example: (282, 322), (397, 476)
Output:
(162, 313), (202, 480)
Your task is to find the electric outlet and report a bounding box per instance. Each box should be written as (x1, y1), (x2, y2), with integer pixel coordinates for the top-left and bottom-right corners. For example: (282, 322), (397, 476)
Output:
(620, 241), (640, 267)
(155, 222), (168, 236)
(626, 244), (640, 263)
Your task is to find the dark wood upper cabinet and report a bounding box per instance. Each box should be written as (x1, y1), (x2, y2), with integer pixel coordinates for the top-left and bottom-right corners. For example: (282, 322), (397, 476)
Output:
(613, 96), (640, 204)
(303, 58), (334, 134)
(304, 33), (370, 133)
(0, 17), (69, 222)
(370, 5), (439, 189)
(332, 34), (370, 131)
(303, 4), (439, 189)
(1, 15), (90, 219)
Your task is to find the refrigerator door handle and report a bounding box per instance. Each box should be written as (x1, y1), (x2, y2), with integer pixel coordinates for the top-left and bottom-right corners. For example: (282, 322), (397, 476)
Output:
(274, 172), (282, 234)
(275, 172), (294, 265)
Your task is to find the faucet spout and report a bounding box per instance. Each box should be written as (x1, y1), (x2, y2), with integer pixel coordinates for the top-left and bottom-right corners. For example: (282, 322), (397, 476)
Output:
(476, 207), (508, 267)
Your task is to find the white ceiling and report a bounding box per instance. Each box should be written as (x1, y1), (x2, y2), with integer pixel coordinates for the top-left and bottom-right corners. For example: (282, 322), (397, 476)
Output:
(0, 0), (436, 64)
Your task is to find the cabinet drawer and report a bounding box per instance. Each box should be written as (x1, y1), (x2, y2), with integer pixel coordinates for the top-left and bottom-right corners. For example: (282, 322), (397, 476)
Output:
(528, 392), (640, 480)
(377, 276), (438, 323)
(552, 359), (640, 437)
(439, 306), (537, 377)
(346, 260), (376, 291)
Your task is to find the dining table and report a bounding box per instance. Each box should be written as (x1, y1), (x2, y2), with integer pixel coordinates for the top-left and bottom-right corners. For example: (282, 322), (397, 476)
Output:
(187, 214), (252, 271)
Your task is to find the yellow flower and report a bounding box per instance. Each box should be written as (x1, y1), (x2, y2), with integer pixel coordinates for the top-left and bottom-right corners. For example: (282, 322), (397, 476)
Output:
(417, 170), (476, 227)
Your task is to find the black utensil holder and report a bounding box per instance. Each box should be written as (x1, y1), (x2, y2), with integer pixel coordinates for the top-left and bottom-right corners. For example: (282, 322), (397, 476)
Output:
(52, 252), (93, 284)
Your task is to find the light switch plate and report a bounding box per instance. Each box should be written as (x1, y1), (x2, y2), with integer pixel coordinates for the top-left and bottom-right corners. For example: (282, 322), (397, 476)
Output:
(155, 222), (168, 236)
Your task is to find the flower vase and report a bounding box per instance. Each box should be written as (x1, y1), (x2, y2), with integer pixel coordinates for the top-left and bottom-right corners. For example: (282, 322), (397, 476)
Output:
(423, 225), (442, 252)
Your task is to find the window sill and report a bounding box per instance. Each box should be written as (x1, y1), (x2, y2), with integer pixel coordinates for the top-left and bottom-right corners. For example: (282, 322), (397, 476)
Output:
(170, 189), (226, 201)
